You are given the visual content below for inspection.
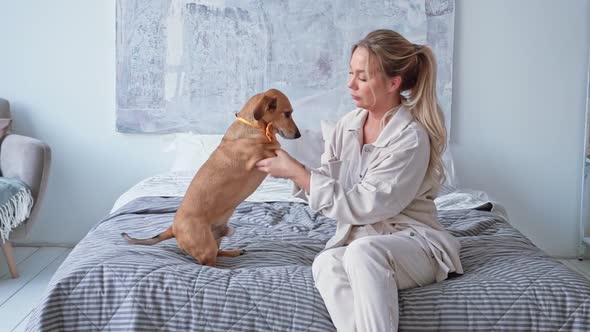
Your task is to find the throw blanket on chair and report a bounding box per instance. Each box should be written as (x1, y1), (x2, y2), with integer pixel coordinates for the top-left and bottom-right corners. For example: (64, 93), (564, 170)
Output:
(0, 177), (33, 241)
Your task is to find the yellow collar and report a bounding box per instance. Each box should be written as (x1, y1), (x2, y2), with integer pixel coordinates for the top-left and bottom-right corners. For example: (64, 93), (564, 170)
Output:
(235, 116), (274, 142)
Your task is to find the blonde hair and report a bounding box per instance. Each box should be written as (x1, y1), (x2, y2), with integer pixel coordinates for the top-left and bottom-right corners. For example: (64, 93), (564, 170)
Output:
(352, 29), (447, 188)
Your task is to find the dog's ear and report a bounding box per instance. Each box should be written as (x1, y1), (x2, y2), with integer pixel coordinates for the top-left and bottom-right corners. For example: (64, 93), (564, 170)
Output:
(253, 95), (278, 121)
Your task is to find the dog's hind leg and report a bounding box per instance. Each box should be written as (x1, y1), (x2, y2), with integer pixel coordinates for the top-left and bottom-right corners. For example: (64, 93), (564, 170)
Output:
(213, 224), (245, 257)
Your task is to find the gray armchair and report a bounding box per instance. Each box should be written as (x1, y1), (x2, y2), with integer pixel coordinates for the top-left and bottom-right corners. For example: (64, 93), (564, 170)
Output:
(0, 99), (51, 278)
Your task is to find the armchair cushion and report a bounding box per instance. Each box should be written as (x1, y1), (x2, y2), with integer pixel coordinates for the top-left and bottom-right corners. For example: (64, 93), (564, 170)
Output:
(1, 134), (50, 199)
(0, 134), (51, 240)
(0, 99), (51, 241)
(0, 98), (10, 149)
(0, 118), (11, 145)
(0, 177), (32, 241)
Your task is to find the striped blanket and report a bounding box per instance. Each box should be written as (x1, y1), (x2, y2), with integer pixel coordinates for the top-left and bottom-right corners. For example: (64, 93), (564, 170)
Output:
(26, 197), (590, 331)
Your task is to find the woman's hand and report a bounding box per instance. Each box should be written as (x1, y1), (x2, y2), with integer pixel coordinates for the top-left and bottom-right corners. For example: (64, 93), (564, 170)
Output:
(256, 149), (301, 179)
(257, 149), (312, 193)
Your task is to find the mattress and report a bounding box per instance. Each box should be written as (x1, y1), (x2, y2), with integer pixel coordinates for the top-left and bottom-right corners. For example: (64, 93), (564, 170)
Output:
(25, 176), (590, 331)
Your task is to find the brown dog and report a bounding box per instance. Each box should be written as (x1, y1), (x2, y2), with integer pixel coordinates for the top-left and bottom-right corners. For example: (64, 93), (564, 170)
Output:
(122, 89), (300, 266)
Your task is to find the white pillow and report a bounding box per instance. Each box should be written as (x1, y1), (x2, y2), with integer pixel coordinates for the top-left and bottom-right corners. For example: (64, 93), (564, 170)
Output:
(167, 133), (223, 173)
(441, 144), (458, 191)
(278, 128), (324, 169)
(166, 131), (326, 174)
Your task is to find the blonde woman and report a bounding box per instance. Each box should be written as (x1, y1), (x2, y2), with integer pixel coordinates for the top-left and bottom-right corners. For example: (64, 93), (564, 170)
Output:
(256, 29), (463, 332)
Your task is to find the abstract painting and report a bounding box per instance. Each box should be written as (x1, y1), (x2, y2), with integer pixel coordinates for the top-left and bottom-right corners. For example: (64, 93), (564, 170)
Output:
(116, 0), (455, 134)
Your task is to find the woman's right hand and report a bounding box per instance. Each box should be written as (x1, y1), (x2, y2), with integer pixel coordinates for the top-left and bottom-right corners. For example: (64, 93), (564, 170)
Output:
(257, 149), (311, 192)
(256, 149), (301, 179)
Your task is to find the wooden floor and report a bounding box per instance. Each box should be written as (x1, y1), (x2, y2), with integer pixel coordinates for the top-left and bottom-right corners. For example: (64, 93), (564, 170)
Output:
(0, 247), (72, 332)
(0, 247), (590, 332)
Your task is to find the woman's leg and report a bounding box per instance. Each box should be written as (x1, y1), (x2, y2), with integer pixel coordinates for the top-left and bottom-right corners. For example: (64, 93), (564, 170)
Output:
(342, 234), (437, 332)
(312, 247), (356, 332)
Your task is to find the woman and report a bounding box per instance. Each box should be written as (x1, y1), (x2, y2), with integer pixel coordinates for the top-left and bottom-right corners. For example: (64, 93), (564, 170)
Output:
(255, 29), (463, 332)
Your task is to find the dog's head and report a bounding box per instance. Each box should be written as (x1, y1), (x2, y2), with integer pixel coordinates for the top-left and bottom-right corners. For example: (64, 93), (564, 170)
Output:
(246, 89), (301, 139)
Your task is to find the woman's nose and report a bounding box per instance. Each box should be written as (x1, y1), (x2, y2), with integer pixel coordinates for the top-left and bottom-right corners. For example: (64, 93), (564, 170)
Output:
(347, 77), (355, 90)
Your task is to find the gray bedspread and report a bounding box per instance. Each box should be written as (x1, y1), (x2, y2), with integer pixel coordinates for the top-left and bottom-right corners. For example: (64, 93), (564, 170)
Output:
(26, 197), (590, 331)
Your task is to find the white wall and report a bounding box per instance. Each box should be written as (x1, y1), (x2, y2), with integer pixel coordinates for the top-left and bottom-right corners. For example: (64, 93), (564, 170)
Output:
(0, 0), (589, 257)
(0, 0), (172, 246)
(452, 0), (590, 257)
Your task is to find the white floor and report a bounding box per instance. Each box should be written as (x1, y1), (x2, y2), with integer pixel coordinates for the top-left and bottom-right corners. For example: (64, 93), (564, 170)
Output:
(0, 247), (72, 332)
(559, 258), (590, 280)
(0, 247), (590, 332)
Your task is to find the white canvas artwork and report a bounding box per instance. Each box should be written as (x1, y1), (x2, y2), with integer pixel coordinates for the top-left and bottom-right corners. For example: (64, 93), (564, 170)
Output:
(116, 0), (455, 134)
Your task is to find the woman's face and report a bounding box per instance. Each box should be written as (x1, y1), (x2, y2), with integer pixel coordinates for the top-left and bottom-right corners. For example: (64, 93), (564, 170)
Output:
(347, 47), (398, 111)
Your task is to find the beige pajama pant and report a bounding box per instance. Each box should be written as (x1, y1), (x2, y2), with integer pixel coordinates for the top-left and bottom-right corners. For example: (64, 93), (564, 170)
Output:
(312, 230), (438, 332)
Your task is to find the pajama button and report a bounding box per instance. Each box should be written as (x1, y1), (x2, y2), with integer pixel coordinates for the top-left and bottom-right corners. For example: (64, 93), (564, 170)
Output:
(410, 232), (415, 236)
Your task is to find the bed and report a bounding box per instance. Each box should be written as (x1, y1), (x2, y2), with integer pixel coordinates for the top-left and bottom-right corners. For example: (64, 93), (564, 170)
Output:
(26, 172), (590, 331)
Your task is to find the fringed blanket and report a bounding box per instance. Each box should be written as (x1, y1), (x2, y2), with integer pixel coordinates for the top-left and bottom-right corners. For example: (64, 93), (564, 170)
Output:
(0, 177), (33, 241)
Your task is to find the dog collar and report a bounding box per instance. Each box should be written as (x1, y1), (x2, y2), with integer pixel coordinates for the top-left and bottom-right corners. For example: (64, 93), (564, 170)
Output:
(235, 116), (274, 142)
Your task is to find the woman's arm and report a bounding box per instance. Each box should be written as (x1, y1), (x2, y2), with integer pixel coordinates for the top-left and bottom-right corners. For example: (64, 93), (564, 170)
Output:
(255, 149), (310, 192)
(257, 121), (340, 198)
(291, 161), (311, 193)
(257, 129), (430, 225)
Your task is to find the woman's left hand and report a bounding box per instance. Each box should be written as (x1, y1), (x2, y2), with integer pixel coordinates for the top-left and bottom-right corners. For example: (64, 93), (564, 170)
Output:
(256, 149), (301, 179)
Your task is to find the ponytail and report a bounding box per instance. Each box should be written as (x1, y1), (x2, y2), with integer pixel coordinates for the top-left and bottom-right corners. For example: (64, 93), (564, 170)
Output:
(402, 46), (447, 188)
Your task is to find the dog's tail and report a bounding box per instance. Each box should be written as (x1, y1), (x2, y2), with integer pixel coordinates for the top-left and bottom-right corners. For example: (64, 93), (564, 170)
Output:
(121, 227), (174, 245)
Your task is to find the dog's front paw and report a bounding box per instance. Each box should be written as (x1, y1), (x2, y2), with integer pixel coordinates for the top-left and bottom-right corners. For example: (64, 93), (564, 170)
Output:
(240, 249), (247, 255)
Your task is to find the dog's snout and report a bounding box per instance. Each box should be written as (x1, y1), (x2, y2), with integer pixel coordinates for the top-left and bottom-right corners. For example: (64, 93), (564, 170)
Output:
(277, 127), (301, 140)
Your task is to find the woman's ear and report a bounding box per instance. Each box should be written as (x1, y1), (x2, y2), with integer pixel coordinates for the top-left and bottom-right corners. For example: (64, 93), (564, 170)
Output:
(388, 76), (402, 93)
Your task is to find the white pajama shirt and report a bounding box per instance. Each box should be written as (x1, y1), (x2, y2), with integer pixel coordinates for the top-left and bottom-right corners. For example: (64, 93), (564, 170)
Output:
(293, 106), (463, 332)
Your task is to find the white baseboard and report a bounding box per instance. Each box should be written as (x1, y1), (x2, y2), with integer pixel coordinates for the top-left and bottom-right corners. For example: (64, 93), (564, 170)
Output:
(11, 241), (76, 248)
